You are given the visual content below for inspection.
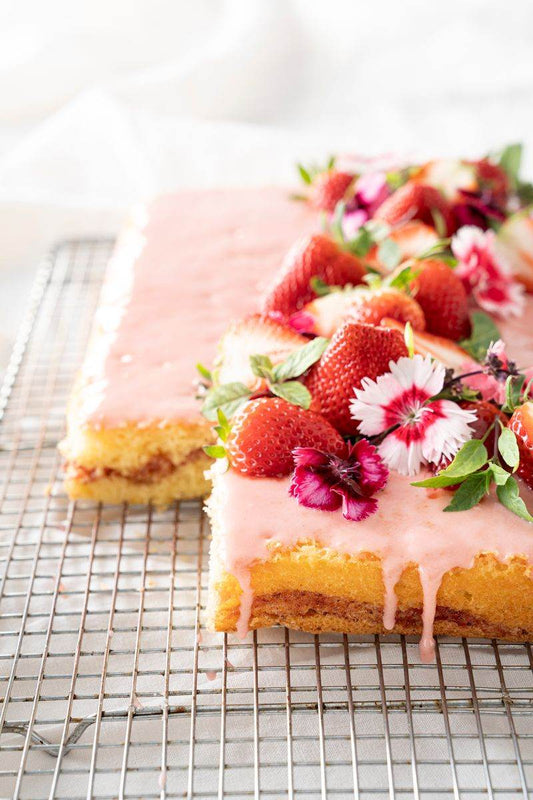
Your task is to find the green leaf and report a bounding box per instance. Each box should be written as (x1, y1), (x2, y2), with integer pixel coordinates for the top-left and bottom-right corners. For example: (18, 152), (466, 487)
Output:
(273, 337), (329, 382)
(388, 265), (414, 292)
(498, 143), (523, 190)
(431, 208), (447, 238)
(249, 354), (274, 381)
(297, 163), (312, 185)
(487, 462), (511, 486)
(404, 321), (415, 358)
(444, 471), (490, 512)
(459, 311), (501, 362)
(203, 444), (227, 459)
(497, 476), (533, 522)
(201, 382), (252, 421)
(270, 381), (312, 409)
(196, 362), (212, 383)
(377, 237), (402, 271)
(347, 225), (374, 257)
(517, 180), (533, 205)
(412, 439), (489, 487)
(502, 373), (526, 414)
(310, 276), (335, 296)
(214, 408), (231, 442)
(498, 426), (520, 470)
(326, 154), (336, 170)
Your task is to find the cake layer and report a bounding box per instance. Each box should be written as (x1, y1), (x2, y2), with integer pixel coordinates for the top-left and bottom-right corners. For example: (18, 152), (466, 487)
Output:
(206, 468), (533, 660)
(62, 188), (316, 504)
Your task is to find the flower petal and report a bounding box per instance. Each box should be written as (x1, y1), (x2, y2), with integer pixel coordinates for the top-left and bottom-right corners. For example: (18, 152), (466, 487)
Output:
(289, 466), (341, 512)
(351, 439), (389, 493)
(333, 485), (378, 521)
(292, 447), (329, 469)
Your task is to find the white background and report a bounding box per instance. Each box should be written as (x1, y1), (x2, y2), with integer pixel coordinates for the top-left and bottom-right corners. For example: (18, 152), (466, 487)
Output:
(1, 0), (533, 370)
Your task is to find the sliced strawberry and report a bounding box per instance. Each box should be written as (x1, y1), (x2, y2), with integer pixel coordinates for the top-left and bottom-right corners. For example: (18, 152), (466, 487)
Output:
(409, 259), (470, 341)
(310, 170), (354, 212)
(497, 213), (533, 292)
(412, 159), (478, 202)
(262, 234), (366, 316)
(303, 287), (425, 338)
(374, 181), (456, 235)
(306, 321), (408, 435)
(382, 317), (469, 371)
(217, 313), (307, 390)
(226, 397), (346, 477)
(509, 402), (533, 489)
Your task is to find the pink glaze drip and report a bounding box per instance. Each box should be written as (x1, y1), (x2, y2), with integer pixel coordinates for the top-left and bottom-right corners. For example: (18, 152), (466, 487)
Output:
(211, 470), (533, 661)
(79, 189), (316, 426)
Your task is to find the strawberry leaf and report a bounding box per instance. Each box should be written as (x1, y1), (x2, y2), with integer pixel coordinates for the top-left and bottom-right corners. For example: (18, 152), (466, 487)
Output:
(430, 208), (447, 238)
(412, 439), (489, 488)
(270, 381), (312, 409)
(444, 470), (490, 512)
(502, 373), (526, 414)
(348, 225), (374, 257)
(273, 337), (329, 382)
(459, 312), (501, 362)
(297, 163), (312, 185)
(310, 276), (336, 296)
(388, 265), (414, 292)
(497, 476), (533, 522)
(214, 408), (231, 442)
(196, 362), (212, 383)
(497, 426), (520, 471)
(202, 382), (252, 421)
(377, 238), (401, 271)
(203, 444), (227, 459)
(498, 143), (522, 190)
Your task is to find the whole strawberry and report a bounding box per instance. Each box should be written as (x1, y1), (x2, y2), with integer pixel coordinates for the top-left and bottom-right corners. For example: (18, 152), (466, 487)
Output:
(375, 182), (456, 235)
(226, 397), (346, 477)
(309, 170), (354, 212)
(410, 259), (470, 341)
(306, 322), (408, 436)
(262, 234), (366, 316)
(509, 402), (533, 489)
(348, 287), (426, 331)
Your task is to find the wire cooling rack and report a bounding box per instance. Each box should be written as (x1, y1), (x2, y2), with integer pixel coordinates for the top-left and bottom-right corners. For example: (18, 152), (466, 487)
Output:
(1, 240), (533, 800)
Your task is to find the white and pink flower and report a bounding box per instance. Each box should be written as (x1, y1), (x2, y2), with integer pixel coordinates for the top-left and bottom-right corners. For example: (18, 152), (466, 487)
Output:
(350, 354), (476, 475)
(451, 226), (524, 317)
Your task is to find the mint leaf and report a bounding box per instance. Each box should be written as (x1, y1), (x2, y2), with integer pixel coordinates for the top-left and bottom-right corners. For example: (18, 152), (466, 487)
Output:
(497, 477), (533, 522)
(297, 163), (312, 185)
(444, 471), (490, 512)
(412, 439), (488, 487)
(202, 382), (252, 421)
(273, 337), (329, 382)
(498, 426), (520, 471)
(487, 462), (511, 486)
(377, 237), (401, 271)
(270, 381), (312, 409)
(498, 144), (523, 190)
(459, 312), (501, 362)
(250, 354), (274, 381)
(196, 362), (212, 383)
(203, 444), (227, 459)
(502, 373), (526, 414)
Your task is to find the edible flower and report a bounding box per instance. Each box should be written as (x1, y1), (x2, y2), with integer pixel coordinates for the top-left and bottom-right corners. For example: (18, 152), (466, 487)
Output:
(451, 226), (524, 317)
(289, 439), (388, 521)
(350, 354), (476, 475)
(461, 340), (519, 405)
(340, 172), (391, 238)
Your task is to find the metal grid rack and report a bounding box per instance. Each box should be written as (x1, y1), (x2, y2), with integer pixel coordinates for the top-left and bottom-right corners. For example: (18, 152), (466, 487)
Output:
(1, 240), (533, 800)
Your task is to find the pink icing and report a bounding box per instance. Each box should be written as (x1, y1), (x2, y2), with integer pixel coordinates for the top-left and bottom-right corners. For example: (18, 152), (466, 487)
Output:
(498, 294), (533, 367)
(212, 469), (533, 661)
(79, 189), (316, 426)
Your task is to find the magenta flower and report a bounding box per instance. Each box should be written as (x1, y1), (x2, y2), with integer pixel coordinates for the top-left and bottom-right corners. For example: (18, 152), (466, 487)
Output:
(289, 439), (389, 521)
(288, 309), (316, 335)
(452, 226), (524, 317)
(354, 171), (391, 216)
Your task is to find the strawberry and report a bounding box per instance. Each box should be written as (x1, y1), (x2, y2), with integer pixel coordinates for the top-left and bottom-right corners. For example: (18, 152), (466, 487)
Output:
(497, 213), (533, 292)
(302, 287), (424, 338)
(226, 397), (346, 477)
(470, 159), (509, 205)
(365, 222), (439, 273)
(412, 159), (478, 202)
(262, 234), (366, 316)
(310, 170), (354, 212)
(306, 322), (408, 435)
(374, 181), (456, 236)
(409, 259), (470, 341)
(509, 402), (533, 489)
(382, 317), (470, 371)
(217, 314), (307, 390)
